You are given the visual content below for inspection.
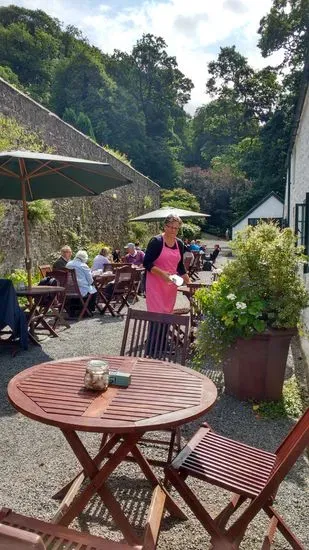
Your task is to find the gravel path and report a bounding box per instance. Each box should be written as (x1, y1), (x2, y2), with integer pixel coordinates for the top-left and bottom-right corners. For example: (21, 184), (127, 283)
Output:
(0, 269), (308, 549)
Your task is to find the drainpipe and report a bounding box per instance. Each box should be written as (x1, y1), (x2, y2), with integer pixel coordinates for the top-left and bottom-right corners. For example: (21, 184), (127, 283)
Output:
(287, 151), (291, 227)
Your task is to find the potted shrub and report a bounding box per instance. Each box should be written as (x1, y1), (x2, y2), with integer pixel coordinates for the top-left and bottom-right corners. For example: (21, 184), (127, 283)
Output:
(195, 222), (309, 401)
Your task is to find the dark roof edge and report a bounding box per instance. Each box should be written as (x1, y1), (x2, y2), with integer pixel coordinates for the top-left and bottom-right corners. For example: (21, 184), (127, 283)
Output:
(287, 46), (309, 159)
(232, 191), (284, 227)
(0, 77), (160, 189)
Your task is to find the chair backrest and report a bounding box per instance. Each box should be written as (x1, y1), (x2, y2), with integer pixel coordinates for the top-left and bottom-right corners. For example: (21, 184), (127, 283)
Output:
(49, 268), (81, 297)
(38, 265), (51, 278)
(272, 407), (309, 483)
(120, 308), (190, 365)
(183, 255), (192, 272)
(46, 269), (69, 304)
(112, 265), (136, 295)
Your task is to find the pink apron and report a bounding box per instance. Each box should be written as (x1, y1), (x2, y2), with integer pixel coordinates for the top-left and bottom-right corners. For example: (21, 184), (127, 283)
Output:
(146, 237), (181, 313)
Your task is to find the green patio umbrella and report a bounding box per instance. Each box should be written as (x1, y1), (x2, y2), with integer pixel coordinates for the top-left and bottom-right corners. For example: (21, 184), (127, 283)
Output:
(0, 150), (132, 286)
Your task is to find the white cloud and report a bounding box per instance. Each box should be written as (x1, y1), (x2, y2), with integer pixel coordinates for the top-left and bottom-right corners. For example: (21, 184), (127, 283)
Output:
(0, 0), (283, 114)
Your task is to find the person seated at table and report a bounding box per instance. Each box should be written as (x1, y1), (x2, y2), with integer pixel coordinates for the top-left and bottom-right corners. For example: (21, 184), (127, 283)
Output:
(92, 248), (110, 271)
(124, 243), (145, 266)
(196, 240), (206, 252)
(112, 248), (121, 262)
(53, 245), (72, 269)
(66, 250), (97, 313)
(135, 241), (141, 251)
(189, 240), (200, 252)
(210, 244), (221, 263)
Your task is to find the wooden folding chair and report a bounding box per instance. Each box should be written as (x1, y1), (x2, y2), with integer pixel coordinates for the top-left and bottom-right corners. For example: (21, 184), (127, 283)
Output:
(189, 252), (201, 281)
(99, 266), (136, 316)
(120, 308), (191, 464)
(0, 487), (165, 549)
(38, 264), (52, 278)
(44, 270), (70, 329)
(166, 408), (309, 549)
(52, 268), (92, 321)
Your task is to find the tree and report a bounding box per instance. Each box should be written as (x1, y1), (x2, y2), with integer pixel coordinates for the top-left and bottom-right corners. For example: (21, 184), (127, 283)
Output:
(51, 48), (115, 143)
(258, 0), (309, 69)
(206, 46), (280, 123)
(76, 112), (96, 140)
(161, 188), (200, 211)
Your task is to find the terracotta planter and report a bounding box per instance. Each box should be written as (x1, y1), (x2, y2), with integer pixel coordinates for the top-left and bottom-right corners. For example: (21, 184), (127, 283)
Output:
(223, 328), (297, 402)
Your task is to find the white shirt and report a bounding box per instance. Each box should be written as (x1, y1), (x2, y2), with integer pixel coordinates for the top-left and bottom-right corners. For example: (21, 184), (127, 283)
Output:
(92, 254), (110, 271)
(66, 258), (97, 297)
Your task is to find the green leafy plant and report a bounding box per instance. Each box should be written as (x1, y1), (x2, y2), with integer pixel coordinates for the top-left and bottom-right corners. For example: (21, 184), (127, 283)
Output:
(252, 376), (303, 419)
(27, 200), (55, 224)
(0, 202), (6, 222)
(144, 195), (153, 210)
(195, 222), (309, 365)
(180, 222), (201, 241)
(127, 222), (153, 248)
(5, 269), (40, 287)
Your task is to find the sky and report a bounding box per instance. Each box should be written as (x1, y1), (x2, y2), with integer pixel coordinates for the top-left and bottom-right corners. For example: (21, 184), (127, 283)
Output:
(0, 0), (284, 114)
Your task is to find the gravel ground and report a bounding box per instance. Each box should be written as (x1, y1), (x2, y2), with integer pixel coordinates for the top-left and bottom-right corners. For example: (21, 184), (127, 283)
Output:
(0, 267), (308, 549)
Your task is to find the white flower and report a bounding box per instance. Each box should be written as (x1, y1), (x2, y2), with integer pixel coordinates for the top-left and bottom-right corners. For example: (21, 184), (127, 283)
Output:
(236, 301), (247, 310)
(227, 293), (236, 301)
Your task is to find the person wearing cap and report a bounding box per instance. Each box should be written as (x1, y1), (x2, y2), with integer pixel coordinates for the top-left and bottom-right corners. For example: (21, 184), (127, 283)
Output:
(66, 250), (97, 313)
(53, 245), (72, 269)
(124, 243), (145, 266)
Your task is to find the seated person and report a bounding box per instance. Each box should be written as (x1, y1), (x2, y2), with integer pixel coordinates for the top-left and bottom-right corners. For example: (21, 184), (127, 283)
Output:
(66, 250), (97, 313)
(135, 241), (141, 251)
(112, 248), (121, 262)
(189, 239), (201, 252)
(124, 243), (145, 266)
(210, 244), (221, 263)
(53, 245), (72, 269)
(196, 240), (206, 252)
(92, 248), (110, 271)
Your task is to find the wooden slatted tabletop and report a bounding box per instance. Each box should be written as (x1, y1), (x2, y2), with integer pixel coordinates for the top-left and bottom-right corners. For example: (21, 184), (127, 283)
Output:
(8, 356), (217, 433)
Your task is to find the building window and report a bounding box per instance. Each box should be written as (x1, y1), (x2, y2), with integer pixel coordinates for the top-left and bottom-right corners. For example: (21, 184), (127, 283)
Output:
(248, 217), (282, 227)
(295, 203), (306, 247)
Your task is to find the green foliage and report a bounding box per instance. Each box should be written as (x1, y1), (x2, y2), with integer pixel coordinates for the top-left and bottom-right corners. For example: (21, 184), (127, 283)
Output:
(86, 242), (111, 265)
(27, 200), (55, 224)
(76, 111), (96, 140)
(5, 268), (40, 286)
(104, 146), (132, 166)
(144, 195), (153, 210)
(253, 376), (303, 419)
(161, 187), (200, 212)
(127, 222), (153, 248)
(180, 222), (201, 241)
(0, 202), (6, 221)
(195, 223), (309, 364)
(0, 64), (22, 88)
(62, 107), (77, 126)
(0, 115), (52, 152)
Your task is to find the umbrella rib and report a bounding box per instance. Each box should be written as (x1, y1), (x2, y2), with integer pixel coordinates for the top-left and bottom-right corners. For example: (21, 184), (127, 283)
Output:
(27, 161), (72, 178)
(0, 164), (19, 178)
(23, 161), (34, 201)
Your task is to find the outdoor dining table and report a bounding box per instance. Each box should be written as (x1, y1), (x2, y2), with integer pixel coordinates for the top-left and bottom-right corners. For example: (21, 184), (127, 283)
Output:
(7, 355), (217, 546)
(16, 285), (65, 344)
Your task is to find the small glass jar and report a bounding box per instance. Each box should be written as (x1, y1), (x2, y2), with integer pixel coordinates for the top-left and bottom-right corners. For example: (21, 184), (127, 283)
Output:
(84, 360), (109, 391)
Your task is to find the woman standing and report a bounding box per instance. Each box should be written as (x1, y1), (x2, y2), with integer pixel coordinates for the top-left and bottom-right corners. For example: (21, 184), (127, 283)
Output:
(143, 214), (190, 313)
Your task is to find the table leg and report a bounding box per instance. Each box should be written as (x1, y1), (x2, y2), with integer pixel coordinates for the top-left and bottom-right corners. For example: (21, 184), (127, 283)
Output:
(56, 430), (143, 546)
(130, 445), (186, 520)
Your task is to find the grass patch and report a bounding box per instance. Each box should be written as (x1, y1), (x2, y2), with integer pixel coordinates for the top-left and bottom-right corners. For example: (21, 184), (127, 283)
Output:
(252, 375), (303, 419)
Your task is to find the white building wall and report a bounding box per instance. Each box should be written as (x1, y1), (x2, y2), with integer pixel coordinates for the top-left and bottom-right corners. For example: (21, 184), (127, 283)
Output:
(232, 196), (283, 238)
(288, 87), (309, 230)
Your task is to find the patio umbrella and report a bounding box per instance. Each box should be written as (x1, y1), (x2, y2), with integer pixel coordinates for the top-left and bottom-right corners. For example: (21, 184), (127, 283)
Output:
(0, 150), (132, 286)
(130, 205), (210, 222)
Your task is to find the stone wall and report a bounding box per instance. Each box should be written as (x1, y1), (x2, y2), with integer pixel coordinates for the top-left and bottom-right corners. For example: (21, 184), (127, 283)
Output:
(0, 78), (160, 274)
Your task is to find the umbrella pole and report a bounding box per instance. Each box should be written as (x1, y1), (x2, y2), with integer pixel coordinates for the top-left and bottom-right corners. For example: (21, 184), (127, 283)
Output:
(19, 161), (32, 288)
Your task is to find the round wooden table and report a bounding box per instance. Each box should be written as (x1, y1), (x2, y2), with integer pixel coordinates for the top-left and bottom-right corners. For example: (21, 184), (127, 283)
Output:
(8, 355), (217, 544)
(16, 285), (65, 343)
